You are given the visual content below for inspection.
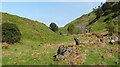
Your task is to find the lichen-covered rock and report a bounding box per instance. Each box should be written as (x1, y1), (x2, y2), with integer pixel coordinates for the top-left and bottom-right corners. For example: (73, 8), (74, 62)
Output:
(53, 54), (64, 61)
(54, 45), (79, 61)
(57, 45), (66, 55)
(63, 51), (70, 57)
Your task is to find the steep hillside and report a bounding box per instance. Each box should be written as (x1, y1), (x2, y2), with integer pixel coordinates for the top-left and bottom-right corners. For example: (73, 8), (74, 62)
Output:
(64, 2), (120, 33)
(1, 3), (119, 65)
(88, 2), (120, 32)
(1, 12), (69, 44)
(64, 12), (96, 29)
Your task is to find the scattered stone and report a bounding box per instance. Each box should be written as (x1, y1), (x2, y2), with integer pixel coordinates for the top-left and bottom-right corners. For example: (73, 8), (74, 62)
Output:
(53, 54), (64, 61)
(108, 48), (118, 53)
(57, 45), (66, 55)
(59, 32), (64, 35)
(109, 36), (119, 44)
(99, 35), (103, 43)
(74, 37), (80, 45)
(114, 15), (120, 20)
(54, 45), (79, 61)
(63, 50), (70, 57)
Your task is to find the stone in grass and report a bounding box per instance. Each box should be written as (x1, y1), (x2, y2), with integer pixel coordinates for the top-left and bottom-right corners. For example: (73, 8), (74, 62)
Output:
(99, 35), (103, 43)
(57, 45), (66, 55)
(63, 50), (70, 57)
(74, 37), (80, 45)
(53, 54), (64, 61)
(109, 36), (119, 44)
(54, 45), (78, 61)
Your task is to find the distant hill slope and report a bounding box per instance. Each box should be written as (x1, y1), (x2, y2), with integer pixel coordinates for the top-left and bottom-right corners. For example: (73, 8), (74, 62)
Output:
(64, 12), (96, 29)
(1, 12), (68, 44)
(64, 2), (120, 33)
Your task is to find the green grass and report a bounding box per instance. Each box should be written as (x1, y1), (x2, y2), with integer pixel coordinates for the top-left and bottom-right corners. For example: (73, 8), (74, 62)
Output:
(1, 5), (119, 65)
(63, 2), (119, 33)
(90, 16), (107, 32)
(2, 39), (74, 65)
(1, 12), (70, 44)
(64, 12), (96, 30)
(1, 12), (72, 65)
(2, 31), (119, 65)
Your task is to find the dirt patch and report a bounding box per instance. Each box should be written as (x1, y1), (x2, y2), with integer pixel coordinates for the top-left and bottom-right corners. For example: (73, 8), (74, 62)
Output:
(67, 54), (86, 65)
(2, 52), (13, 56)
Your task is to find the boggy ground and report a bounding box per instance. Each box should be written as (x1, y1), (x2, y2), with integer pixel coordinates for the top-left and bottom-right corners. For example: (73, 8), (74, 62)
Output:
(2, 33), (119, 65)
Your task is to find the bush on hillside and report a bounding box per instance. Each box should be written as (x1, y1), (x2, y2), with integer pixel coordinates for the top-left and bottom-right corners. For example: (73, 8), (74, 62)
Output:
(95, 8), (103, 18)
(67, 24), (75, 34)
(112, 11), (120, 19)
(106, 20), (118, 35)
(111, 2), (120, 12)
(104, 17), (111, 22)
(49, 22), (58, 32)
(101, 2), (111, 14)
(104, 11), (120, 22)
(67, 24), (82, 34)
(1, 23), (21, 44)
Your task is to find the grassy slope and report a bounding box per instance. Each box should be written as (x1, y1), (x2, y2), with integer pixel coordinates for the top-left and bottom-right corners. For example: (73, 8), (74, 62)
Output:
(1, 2), (119, 65)
(1, 12), (69, 44)
(64, 11), (107, 33)
(64, 12), (96, 30)
(64, 2), (120, 33)
(1, 13), (73, 65)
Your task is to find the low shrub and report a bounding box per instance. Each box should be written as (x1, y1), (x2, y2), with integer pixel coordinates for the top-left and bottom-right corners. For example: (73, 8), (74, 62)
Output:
(1, 23), (21, 44)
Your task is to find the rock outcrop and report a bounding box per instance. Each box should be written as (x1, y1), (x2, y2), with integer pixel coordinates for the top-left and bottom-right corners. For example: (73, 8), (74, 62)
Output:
(54, 45), (79, 61)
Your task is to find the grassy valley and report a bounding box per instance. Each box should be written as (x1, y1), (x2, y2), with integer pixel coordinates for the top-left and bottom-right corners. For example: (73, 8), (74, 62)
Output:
(1, 2), (120, 66)
(1, 13), (72, 65)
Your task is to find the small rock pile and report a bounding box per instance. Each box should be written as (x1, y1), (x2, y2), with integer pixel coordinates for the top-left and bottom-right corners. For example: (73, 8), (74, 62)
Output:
(109, 36), (119, 44)
(54, 45), (79, 61)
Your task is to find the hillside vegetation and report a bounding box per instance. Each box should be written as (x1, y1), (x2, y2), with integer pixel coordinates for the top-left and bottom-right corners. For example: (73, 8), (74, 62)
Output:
(1, 12), (69, 44)
(64, 12), (96, 29)
(64, 2), (120, 34)
(1, 2), (119, 65)
(1, 12), (73, 65)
